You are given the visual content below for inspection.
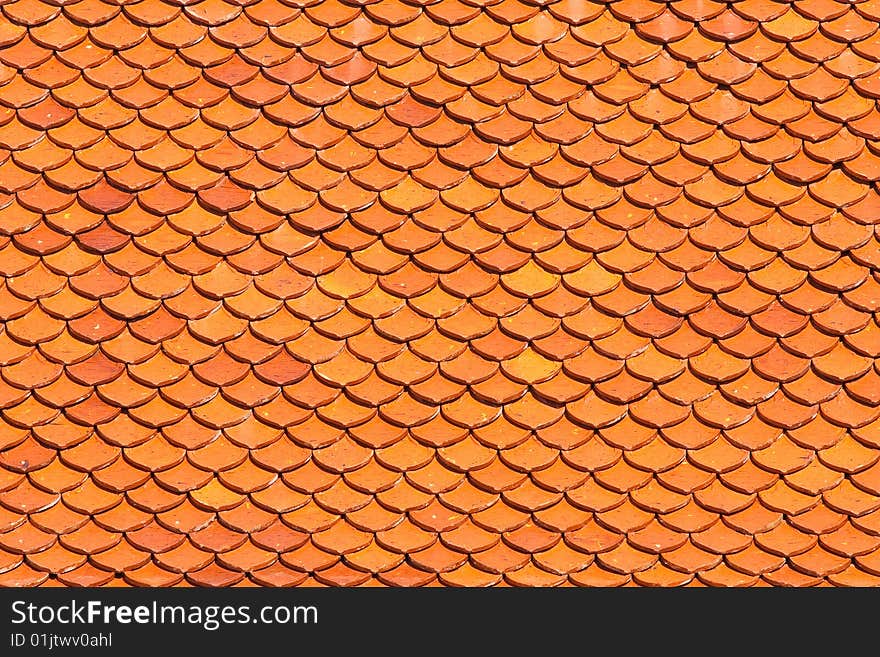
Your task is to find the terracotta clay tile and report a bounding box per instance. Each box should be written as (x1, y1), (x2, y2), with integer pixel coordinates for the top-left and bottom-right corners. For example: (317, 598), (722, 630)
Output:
(1, 0), (880, 588)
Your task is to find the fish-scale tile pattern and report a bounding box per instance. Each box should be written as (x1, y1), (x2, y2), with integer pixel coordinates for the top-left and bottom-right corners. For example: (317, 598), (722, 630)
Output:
(1, 0), (880, 588)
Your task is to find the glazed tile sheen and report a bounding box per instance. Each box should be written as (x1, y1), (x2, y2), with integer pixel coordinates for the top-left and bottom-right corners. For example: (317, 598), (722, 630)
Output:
(0, 0), (879, 588)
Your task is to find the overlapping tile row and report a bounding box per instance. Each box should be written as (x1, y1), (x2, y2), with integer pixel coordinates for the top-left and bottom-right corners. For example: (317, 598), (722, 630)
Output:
(1, 0), (880, 588)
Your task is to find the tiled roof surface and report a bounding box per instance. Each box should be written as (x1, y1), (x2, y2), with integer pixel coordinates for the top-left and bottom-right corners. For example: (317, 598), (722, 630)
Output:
(1, 0), (880, 588)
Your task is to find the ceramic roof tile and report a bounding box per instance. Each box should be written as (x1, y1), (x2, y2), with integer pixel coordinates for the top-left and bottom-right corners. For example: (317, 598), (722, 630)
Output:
(0, 0), (879, 589)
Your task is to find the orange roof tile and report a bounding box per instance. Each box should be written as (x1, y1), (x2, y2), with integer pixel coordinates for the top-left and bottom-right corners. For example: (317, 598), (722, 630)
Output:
(3, 0), (880, 588)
